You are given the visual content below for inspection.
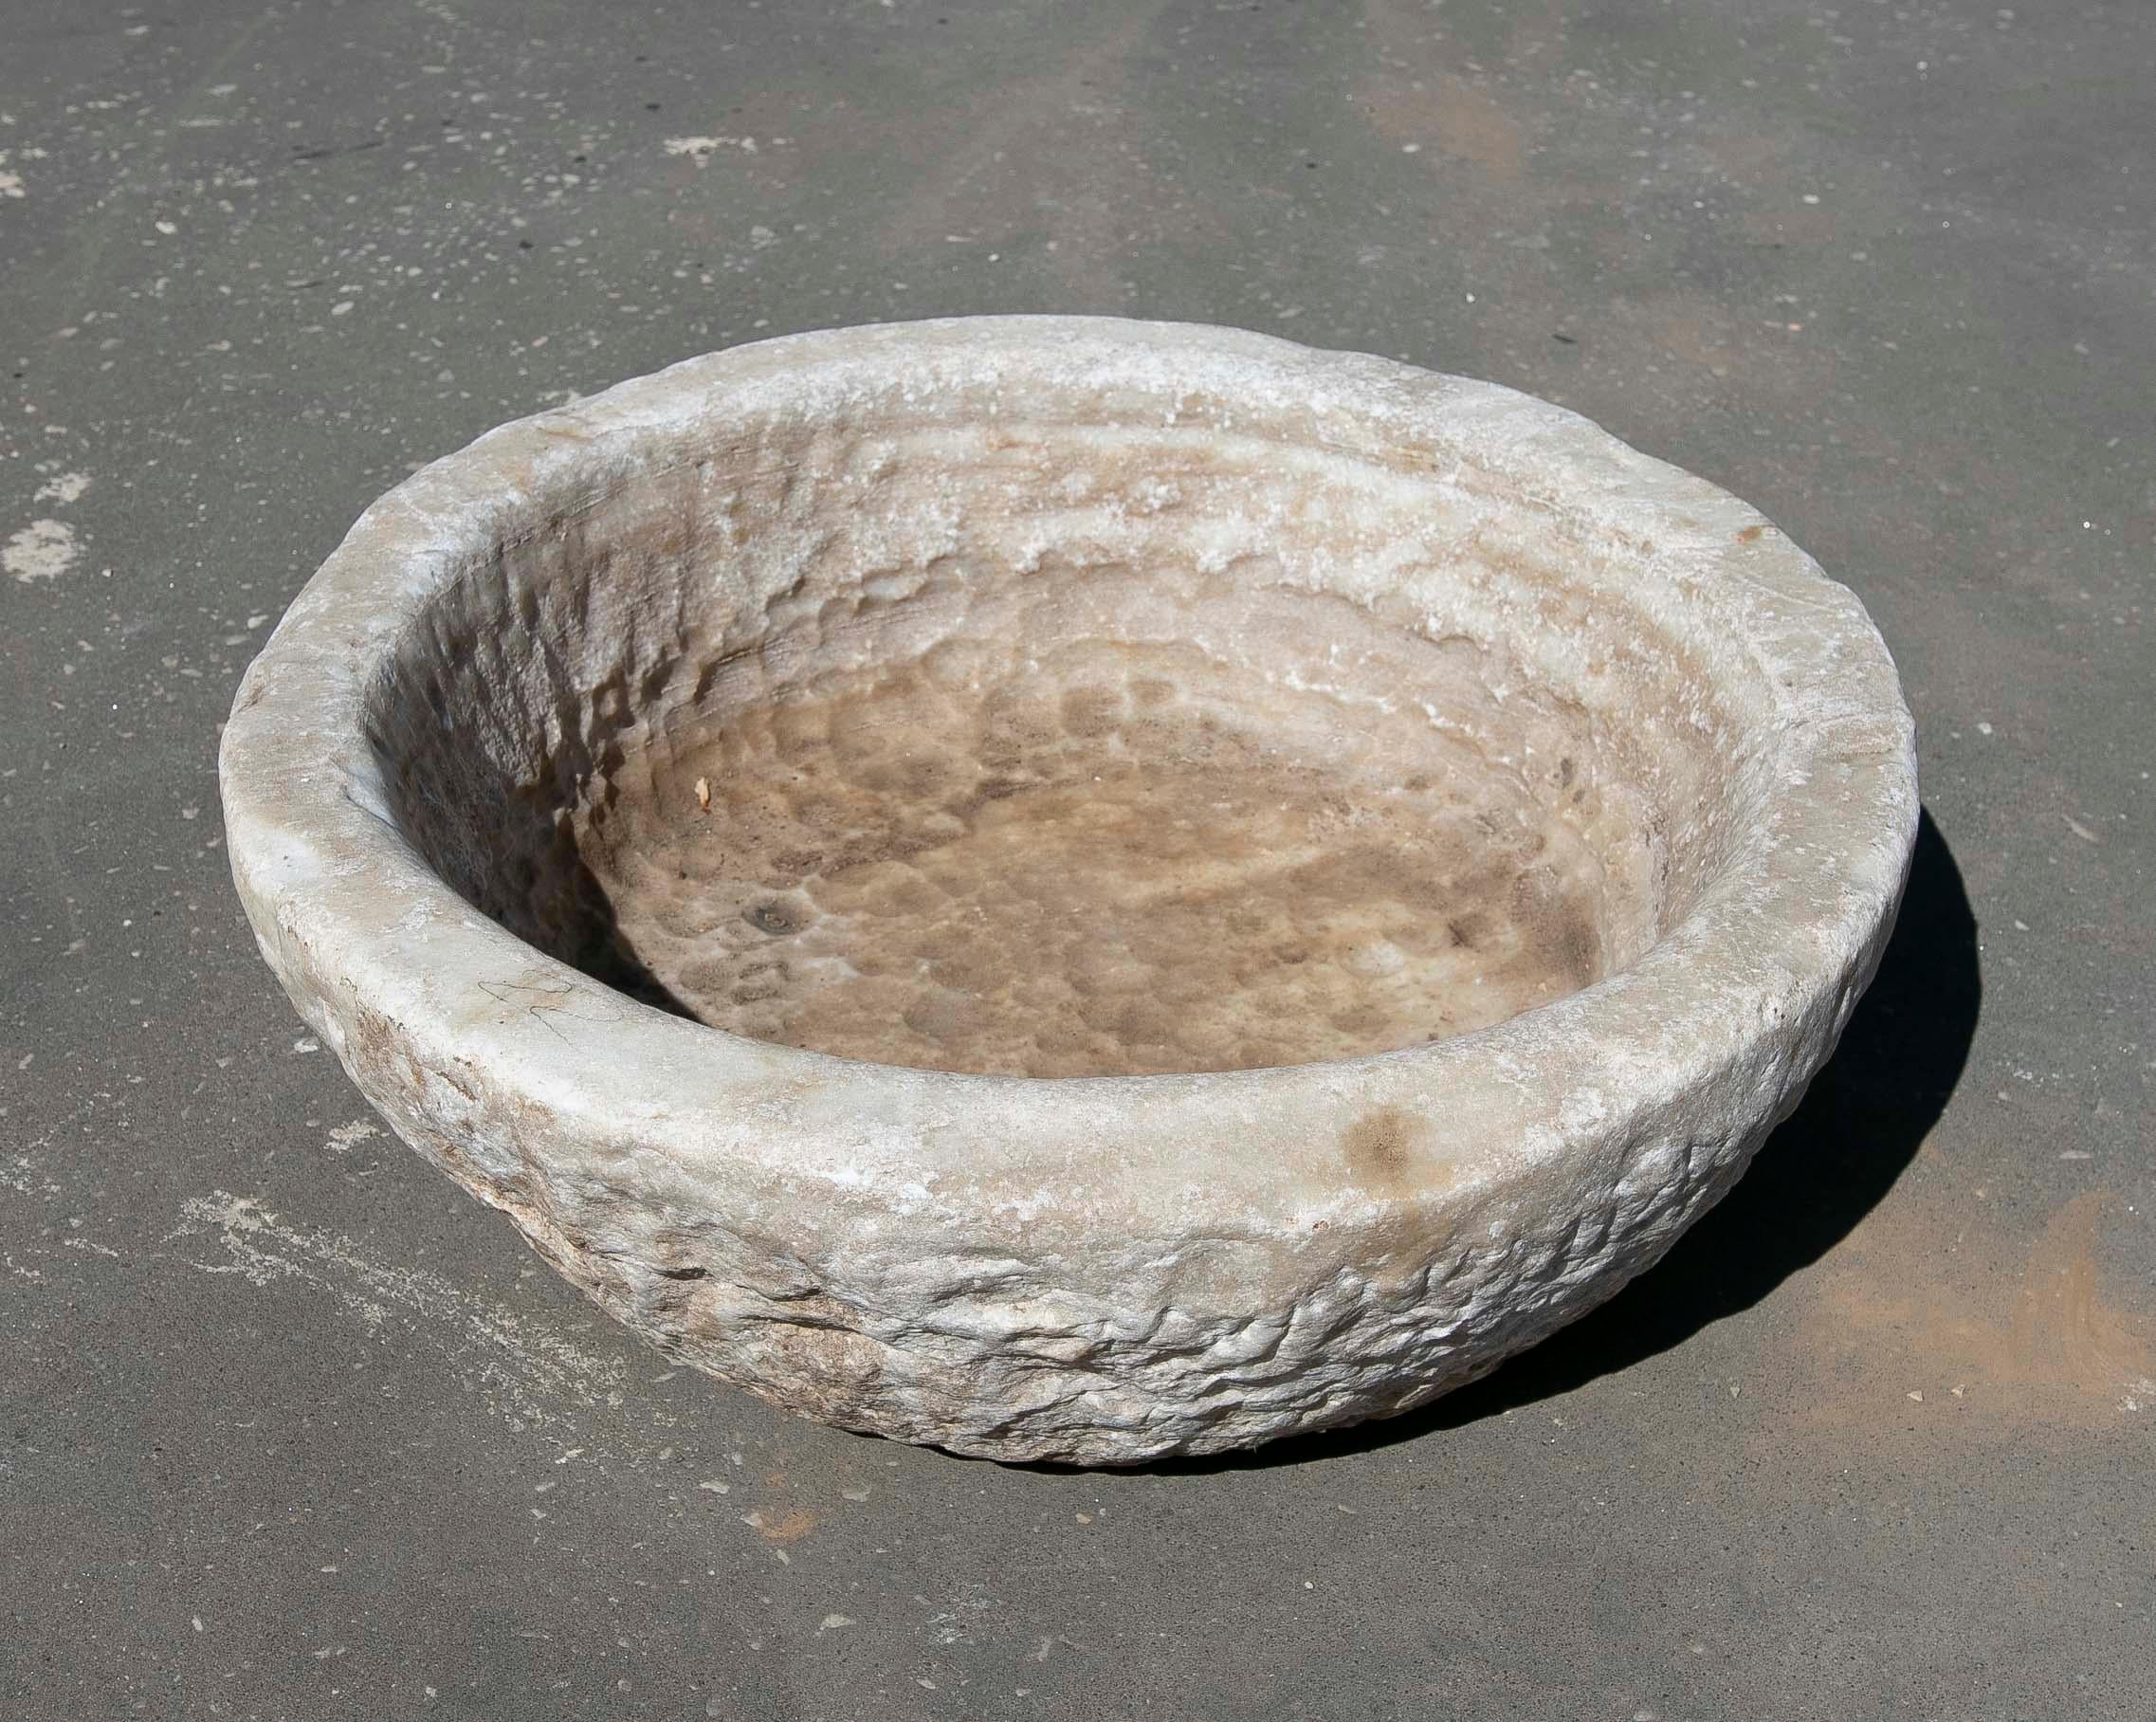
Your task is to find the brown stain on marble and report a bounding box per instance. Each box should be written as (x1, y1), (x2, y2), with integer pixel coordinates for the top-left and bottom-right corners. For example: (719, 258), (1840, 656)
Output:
(1342, 1106), (1423, 1191)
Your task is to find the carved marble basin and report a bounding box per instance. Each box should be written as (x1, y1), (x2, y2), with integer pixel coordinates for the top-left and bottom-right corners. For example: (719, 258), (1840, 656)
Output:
(221, 318), (1917, 1464)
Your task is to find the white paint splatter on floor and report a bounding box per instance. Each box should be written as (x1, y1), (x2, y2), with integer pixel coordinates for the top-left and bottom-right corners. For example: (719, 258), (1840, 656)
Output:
(168, 1191), (627, 1433)
(4, 519), (80, 583)
(33, 470), (90, 504)
(2, 1153), (63, 1200)
(663, 135), (758, 158)
(324, 1118), (381, 1153)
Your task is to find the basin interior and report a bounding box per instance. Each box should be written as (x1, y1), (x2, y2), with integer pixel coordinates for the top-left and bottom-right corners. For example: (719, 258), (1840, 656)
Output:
(368, 378), (1760, 1077)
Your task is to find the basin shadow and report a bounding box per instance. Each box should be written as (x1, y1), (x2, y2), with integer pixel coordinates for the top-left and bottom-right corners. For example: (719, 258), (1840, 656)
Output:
(1146, 806), (1979, 1475)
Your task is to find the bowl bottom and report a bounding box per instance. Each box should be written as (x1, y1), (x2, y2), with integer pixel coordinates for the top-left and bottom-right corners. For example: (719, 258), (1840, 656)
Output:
(573, 635), (1637, 1077)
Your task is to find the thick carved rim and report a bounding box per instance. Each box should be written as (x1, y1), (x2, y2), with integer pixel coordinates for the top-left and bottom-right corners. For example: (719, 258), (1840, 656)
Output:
(221, 318), (1917, 1240)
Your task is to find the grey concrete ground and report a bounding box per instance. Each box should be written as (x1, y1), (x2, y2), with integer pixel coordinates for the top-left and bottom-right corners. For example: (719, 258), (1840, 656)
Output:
(2, 0), (2150, 1714)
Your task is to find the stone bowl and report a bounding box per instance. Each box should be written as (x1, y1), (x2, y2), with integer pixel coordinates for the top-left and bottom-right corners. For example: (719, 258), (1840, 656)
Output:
(220, 317), (1917, 1465)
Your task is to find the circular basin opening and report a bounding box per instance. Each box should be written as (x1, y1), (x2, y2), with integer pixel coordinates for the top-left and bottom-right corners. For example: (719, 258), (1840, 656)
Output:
(366, 367), (1748, 1076)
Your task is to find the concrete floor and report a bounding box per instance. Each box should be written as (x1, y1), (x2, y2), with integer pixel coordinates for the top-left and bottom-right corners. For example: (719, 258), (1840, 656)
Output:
(3, 0), (2150, 1714)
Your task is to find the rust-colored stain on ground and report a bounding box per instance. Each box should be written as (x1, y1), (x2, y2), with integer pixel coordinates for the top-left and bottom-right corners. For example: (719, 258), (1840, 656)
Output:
(868, 2), (1197, 301)
(1429, 79), (1528, 181)
(2007, 1192), (2152, 1394)
(1361, 72), (1528, 182)
(1780, 1185), (2153, 1446)
(747, 1507), (818, 1544)
(1647, 296), (1742, 376)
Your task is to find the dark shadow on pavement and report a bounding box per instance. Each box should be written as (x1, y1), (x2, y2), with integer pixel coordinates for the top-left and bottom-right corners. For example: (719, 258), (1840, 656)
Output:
(1153, 805), (1980, 1474)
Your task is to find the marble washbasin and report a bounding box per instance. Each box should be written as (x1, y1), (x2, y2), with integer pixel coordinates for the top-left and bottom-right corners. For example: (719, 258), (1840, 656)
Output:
(220, 318), (1916, 1464)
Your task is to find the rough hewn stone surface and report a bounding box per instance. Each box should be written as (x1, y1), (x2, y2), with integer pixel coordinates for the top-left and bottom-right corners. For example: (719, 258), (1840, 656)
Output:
(219, 318), (1917, 1464)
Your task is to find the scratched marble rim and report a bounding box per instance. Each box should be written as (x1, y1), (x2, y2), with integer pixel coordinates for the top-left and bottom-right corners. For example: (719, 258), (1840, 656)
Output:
(220, 318), (1918, 1463)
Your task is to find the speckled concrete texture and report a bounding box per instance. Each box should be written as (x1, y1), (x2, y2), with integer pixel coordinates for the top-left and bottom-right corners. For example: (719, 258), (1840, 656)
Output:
(3, 0), (2151, 1713)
